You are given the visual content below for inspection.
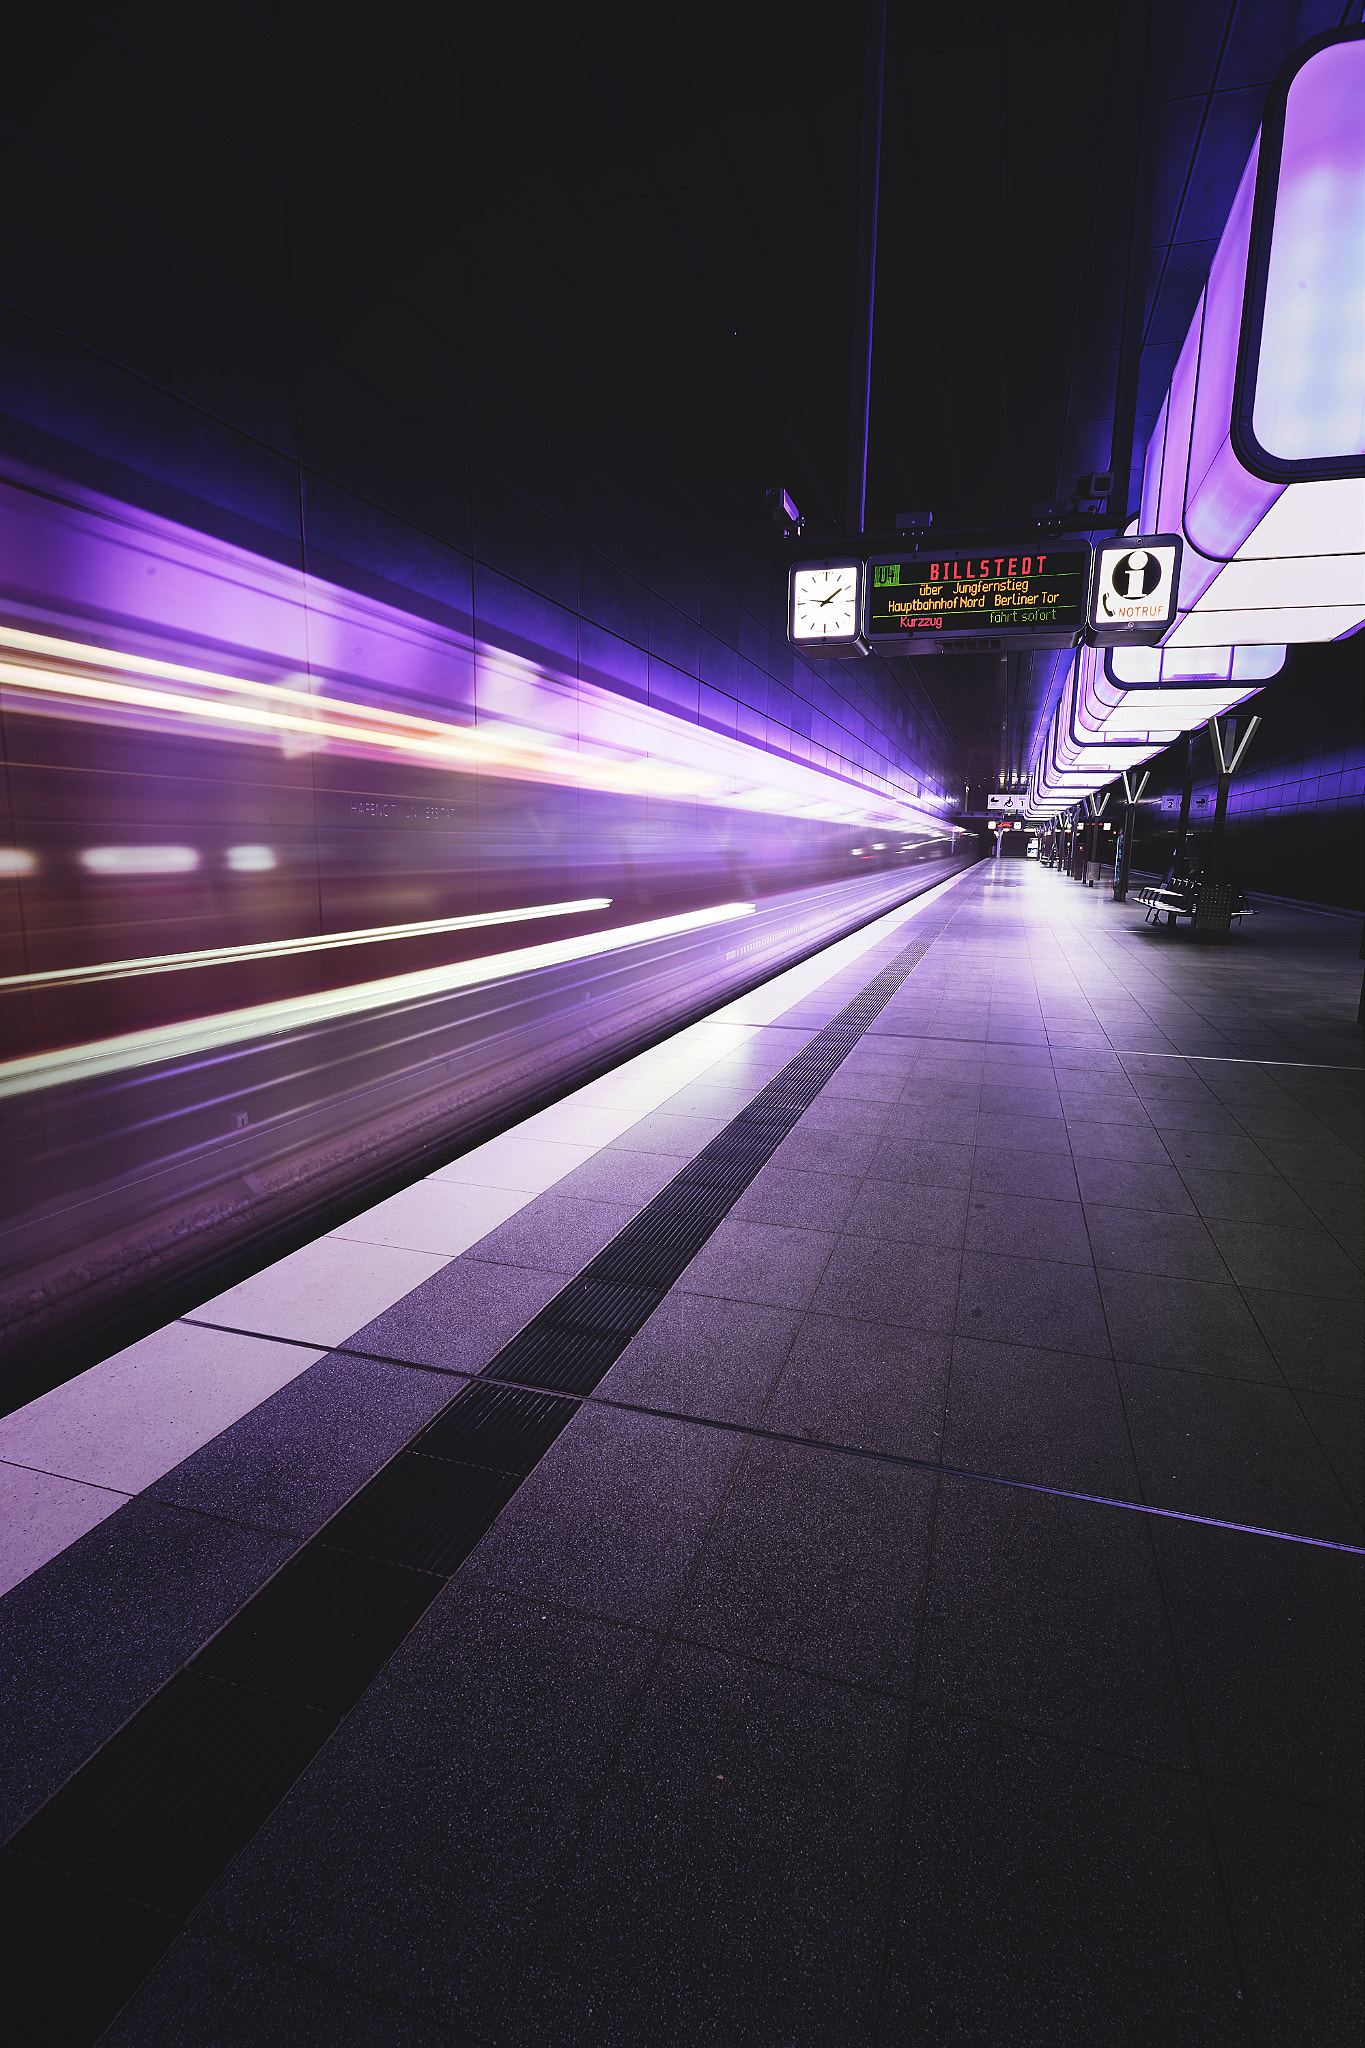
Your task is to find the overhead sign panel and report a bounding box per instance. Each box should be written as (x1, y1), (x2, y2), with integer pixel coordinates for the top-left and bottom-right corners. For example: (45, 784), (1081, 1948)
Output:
(864, 543), (1092, 651)
(1086, 535), (1183, 645)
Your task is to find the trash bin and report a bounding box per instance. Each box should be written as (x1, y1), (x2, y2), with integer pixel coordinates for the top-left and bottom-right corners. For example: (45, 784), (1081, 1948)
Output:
(1085, 860), (1101, 886)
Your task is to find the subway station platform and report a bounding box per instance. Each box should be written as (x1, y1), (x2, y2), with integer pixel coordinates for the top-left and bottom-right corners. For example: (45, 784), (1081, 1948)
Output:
(2, 859), (1361, 2046)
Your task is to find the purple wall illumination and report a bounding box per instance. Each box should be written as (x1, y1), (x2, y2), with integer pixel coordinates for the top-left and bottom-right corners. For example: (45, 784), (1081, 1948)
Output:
(1130, 30), (1365, 646)
(1185, 145), (1281, 562)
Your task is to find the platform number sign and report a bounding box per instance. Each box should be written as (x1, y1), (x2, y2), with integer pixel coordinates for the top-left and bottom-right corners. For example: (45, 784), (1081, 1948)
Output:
(1087, 535), (1183, 645)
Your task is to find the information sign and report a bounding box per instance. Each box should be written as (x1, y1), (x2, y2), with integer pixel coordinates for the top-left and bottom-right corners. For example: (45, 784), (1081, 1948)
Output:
(1086, 535), (1183, 645)
(865, 544), (1091, 651)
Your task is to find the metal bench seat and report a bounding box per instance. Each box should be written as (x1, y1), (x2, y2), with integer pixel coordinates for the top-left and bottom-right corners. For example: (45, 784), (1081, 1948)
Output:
(1136, 881), (1257, 930)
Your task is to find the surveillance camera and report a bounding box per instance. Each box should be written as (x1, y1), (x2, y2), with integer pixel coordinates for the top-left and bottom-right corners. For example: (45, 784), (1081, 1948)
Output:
(766, 486), (804, 539)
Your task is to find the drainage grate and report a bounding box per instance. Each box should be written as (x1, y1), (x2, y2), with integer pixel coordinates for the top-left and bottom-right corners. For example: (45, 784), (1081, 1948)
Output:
(1, 906), (953, 2045)
(10, 1672), (330, 1918)
(413, 1381), (579, 1471)
(0, 1856), (179, 2046)
(319, 1453), (524, 1576)
(193, 1545), (444, 1714)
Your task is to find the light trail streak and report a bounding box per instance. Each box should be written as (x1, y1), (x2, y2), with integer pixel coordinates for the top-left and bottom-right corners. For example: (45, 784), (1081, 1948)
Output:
(0, 900), (758, 1098)
(0, 899), (615, 991)
(0, 623), (940, 829)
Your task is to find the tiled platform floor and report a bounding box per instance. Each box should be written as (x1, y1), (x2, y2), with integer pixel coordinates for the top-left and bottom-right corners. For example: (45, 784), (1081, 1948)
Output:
(3, 860), (1361, 2044)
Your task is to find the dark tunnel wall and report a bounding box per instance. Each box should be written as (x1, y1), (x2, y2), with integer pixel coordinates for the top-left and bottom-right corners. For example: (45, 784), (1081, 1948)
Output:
(0, 302), (954, 841)
(0, 7), (984, 1391)
(0, 4), (964, 845)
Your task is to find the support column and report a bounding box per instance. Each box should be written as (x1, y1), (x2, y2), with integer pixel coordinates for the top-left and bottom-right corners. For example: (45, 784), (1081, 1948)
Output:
(1209, 765), (1232, 880)
(1173, 732), (1195, 866)
(1114, 768), (1147, 903)
(1205, 711), (1260, 891)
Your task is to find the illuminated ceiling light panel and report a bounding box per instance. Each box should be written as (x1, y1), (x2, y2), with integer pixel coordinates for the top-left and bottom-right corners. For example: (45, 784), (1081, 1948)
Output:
(0, 899), (759, 1099)
(1043, 719), (1156, 792)
(0, 898), (615, 992)
(1252, 45), (1365, 462)
(1236, 476), (1364, 558)
(1076, 645), (1275, 741)
(1140, 29), (1365, 648)
(1024, 772), (1075, 817)
(1107, 643), (1286, 684)
(1053, 663), (1173, 774)
(1028, 639), (1266, 810)
(1162, 598), (1362, 647)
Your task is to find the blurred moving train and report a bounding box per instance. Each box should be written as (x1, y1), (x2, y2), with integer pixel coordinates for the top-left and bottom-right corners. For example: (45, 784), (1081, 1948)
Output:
(0, 452), (974, 1399)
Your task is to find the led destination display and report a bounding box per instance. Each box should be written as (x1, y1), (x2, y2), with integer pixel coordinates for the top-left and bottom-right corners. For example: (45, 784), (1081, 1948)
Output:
(865, 544), (1092, 649)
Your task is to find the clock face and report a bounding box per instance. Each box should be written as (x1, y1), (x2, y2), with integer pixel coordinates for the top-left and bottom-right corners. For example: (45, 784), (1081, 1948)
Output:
(792, 565), (860, 641)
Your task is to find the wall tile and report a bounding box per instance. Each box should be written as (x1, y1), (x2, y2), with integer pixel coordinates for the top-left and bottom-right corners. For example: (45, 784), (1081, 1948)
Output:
(579, 546), (649, 648)
(699, 684), (737, 737)
(0, 317), (302, 565)
(577, 470), (650, 582)
(701, 575), (740, 647)
(302, 477), (473, 624)
(647, 657), (699, 723)
(700, 631), (739, 693)
(648, 593), (699, 676)
(473, 474), (577, 612)
(578, 620), (648, 703)
(649, 533), (700, 621)
(473, 562), (578, 668)
(739, 608), (767, 667)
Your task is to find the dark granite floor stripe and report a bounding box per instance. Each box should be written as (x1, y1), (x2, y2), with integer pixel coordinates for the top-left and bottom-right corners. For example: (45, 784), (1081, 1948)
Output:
(1, 910), (957, 2047)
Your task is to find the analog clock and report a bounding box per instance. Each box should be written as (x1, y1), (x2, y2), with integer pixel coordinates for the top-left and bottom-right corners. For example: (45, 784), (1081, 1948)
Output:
(788, 561), (866, 654)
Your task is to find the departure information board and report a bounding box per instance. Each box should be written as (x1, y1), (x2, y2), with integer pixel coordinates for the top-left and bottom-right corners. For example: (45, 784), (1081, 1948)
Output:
(865, 544), (1091, 649)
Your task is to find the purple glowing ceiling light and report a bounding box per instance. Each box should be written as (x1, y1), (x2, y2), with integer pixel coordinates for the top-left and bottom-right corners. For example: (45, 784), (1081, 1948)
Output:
(1184, 147), (1282, 566)
(1107, 643), (1286, 687)
(1140, 29), (1365, 650)
(1027, 626), (1279, 809)
(1139, 395), (1167, 537)
(1243, 36), (1365, 470)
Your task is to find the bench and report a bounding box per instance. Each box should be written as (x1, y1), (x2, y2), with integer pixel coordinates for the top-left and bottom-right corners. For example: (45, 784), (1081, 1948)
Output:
(1135, 881), (1257, 930)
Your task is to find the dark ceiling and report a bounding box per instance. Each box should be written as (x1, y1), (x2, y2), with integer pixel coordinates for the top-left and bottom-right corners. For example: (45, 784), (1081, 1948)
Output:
(4, 0), (1359, 794)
